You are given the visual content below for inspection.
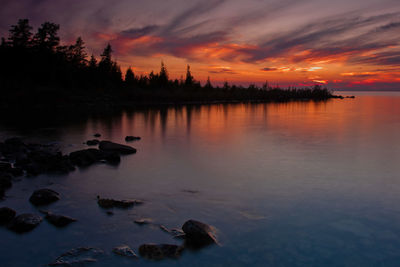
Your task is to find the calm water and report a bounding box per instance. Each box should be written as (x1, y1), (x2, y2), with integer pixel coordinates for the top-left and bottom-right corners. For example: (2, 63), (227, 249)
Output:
(1, 92), (400, 266)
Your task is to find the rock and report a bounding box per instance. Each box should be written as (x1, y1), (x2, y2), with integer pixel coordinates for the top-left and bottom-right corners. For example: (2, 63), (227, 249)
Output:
(99, 141), (136, 155)
(94, 133), (102, 138)
(97, 197), (140, 209)
(106, 211), (114, 216)
(42, 211), (76, 227)
(8, 213), (42, 233)
(0, 207), (16, 224)
(182, 220), (217, 247)
(86, 139), (100, 146)
(125, 136), (141, 142)
(138, 244), (184, 260)
(160, 225), (185, 239)
(0, 173), (12, 189)
(0, 162), (12, 172)
(134, 218), (152, 225)
(112, 245), (138, 258)
(69, 149), (103, 167)
(29, 189), (60, 206)
(49, 247), (104, 266)
(69, 149), (120, 166)
(16, 149), (74, 175)
(9, 167), (24, 177)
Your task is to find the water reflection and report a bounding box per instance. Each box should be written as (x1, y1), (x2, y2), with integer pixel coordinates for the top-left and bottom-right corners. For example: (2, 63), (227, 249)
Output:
(1, 93), (400, 266)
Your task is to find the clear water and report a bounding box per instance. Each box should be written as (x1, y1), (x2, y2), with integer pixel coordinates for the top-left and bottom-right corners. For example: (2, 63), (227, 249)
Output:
(1, 91), (400, 266)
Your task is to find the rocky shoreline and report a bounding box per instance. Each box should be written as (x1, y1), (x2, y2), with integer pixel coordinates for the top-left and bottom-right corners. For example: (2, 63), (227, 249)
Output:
(0, 135), (218, 265)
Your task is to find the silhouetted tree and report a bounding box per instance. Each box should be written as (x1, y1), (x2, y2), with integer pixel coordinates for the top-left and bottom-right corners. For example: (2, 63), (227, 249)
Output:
(89, 54), (97, 68)
(159, 61), (169, 86)
(99, 44), (112, 70)
(205, 76), (213, 89)
(185, 65), (194, 86)
(125, 67), (135, 86)
(69, 37), (87, 66)
(8, 19), (33, 48)
(33, 22), (60, 50)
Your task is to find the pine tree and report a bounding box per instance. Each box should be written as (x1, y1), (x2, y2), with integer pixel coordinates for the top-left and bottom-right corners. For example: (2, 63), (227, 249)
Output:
(33, 22), (60, 50)
(159, 61), (169, 86)
(69, 37), (87, 66)
(8, 19), (33, 48)
(205, 76), (212, 89)
(185, 65), (194, 86)
(125, 66), (135, 86)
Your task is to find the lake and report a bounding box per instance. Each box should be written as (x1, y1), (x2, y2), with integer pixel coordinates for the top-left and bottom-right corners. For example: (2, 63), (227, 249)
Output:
(1, 91), (400, 266)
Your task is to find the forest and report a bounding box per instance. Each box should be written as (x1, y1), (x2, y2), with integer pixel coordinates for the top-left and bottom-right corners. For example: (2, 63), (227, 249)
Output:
(0, 19), (335, 109)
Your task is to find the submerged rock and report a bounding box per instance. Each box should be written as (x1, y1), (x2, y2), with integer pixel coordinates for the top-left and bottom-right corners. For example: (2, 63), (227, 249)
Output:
(99, 141), (136, 155)
(86, 139), (100, 146)
(8, 213), (42, 233)
(112, 245), (138, 258)
(97, 197), (141, 209)
(0, 207), (16, 224)
(160, 225), (185, 238)
(125, 136), (141, 142)
(94, 133), (102, 138)
(49, 247), (104, 266)
(42, 211), (77, 227)
(182, 220), (217, 247)
(134, 218), (152, 225)
(29, 189), (60, 206)
(139, 244), (184, 260)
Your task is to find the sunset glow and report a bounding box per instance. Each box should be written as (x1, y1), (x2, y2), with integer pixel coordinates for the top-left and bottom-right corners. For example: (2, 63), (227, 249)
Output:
(1, 0), (399, 90)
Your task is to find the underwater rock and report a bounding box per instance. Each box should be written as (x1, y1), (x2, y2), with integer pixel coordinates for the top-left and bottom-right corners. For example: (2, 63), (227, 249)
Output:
(0, 207), (16, 224)
(125, 136), (141, 142)
(97, 197), (141, 209)
(112, 245), (138, 258)
(49, 247), (104, 266)
(138, 244), (184, 260)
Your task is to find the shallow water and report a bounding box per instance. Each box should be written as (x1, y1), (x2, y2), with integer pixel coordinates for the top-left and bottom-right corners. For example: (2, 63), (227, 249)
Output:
(1, 92), (400, 266)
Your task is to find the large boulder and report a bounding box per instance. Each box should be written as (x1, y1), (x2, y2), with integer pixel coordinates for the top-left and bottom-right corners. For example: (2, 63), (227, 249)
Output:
(29, 189), (60, 206)
(99, 141), (136, 155)
(8, 213), (42, 233)
(182, 220), (217, 247)
(0, 207), (16, 224)
(112, 245), (138, 258)
(138, 244), (184, 260)
(42, 211), (76, 227)
(49, 247), (104, 266)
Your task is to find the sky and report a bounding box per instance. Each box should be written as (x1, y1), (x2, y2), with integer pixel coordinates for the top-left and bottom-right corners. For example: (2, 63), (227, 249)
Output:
(1, 0), (400, 90)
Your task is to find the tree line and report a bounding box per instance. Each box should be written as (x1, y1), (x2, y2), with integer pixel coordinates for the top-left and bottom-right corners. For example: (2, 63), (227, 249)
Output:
(0, 19), (334, 108)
